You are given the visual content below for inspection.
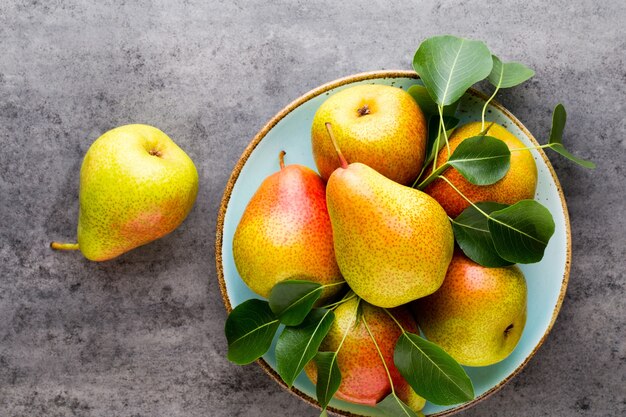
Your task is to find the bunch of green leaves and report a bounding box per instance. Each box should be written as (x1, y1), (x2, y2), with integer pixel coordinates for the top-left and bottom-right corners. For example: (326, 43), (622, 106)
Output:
(225, 280), (476, 416)
(410, 35), (594, 266)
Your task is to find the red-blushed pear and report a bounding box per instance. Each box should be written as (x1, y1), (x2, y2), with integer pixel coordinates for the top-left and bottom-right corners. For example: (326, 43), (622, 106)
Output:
(413, 251), (528, 367)
(324, 124), (454, 308)
(311, 84), (427, 185)
(305, 298), (425, 412)
(424, 122), (537, 217)
(232, 151), (343, 300)
(51, 124), (198, 261)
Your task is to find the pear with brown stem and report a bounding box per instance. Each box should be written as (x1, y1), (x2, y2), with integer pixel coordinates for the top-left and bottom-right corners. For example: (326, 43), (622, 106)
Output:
(324, 123), (454, 308)
(232, 151), (343, 300)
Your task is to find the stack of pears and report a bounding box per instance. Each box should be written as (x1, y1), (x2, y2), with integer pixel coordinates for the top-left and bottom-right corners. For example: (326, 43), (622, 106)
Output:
(232, 84), (532, 411)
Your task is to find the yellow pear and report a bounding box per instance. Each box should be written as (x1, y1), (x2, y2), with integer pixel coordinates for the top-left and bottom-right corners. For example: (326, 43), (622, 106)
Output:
(324, 127), (454, 307)
(51, 124), (198, 261)
(424, 122), (537, 217)
(232, 152), (342, 300)
(311, 84), (427, 185)
(413, 252), (528, 366)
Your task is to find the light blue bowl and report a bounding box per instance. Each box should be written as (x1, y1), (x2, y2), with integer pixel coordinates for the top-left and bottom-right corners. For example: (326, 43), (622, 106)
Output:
(215, 71), (571, 416)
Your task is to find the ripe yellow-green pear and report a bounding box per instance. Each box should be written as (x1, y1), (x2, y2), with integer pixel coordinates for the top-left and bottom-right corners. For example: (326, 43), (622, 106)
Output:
(305, 298), (423, 411)
(324, 125), (454, 308)
(232, 151), (343, 300)
(311, 84), (427, 185)
(424, 122), (537, 217)
(413, 252), (528, 367)
(51, 124), (198, 261)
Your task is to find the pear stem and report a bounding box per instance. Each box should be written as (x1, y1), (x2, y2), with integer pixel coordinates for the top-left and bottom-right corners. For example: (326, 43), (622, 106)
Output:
(278, 150), (286, 169)
(50, 242), (80, 251)
(325, 123), (348, 169)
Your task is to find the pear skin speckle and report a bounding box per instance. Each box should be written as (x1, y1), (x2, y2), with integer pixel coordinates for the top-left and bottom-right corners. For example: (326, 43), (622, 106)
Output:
(232, 163), (343, 300)
(326, 163), (454, 308)
(77, 124), (198, 261)
(413, 252), (528, 367)
(311, 84), (427, 185)
(425, 122), (538, 217)
(305, 298), (417, 405)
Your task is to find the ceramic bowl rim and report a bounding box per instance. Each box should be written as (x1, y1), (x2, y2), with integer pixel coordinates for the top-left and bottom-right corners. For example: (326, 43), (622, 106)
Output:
(214, 70), (571, 417)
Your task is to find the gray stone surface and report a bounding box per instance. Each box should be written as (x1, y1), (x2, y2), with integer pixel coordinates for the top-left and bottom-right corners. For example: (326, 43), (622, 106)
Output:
(0, 1), (624, 416)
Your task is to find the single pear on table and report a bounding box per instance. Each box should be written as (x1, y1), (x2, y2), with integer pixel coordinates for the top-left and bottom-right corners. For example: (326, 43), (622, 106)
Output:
(424, 122), (538, 217)
(305, 297), (425, 412)
(413, 251), (528, 367)
(51, 124), (198, 261)
(232, 151), (343, 300)
(311, 84), (427, 185)
(324, 124), (454, 308)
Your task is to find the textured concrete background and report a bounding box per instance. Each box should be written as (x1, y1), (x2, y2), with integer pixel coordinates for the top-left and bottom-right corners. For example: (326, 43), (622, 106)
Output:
(0, 1), (624, 416)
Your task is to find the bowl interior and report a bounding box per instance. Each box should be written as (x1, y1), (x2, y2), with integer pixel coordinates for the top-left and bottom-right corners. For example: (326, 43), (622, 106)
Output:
(217, 72), (569, 416)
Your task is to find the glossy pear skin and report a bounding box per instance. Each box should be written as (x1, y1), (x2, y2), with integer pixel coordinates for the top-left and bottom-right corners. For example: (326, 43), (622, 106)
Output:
(311, 84), (427, 185)
(305, 298), (421, 408)
(232, 160), (342, 300)
(414, 252), (528, 367)
(326, 163), (454, 308)
(425, 122), (537, 217)
(78, 124), (198, 261)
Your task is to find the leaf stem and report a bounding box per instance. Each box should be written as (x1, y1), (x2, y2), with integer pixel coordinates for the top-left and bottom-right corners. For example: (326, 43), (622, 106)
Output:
(438, 176), (490, 218)
(362, 314), (396, 395)
(438, 105), (451, 158)
(321, 281), (346, 289)
(481, 64), (503, 130)
(415, 162), (450, 190)
(431, 112), (444, 172)
(382, 308), (406, 333)
(508, 143), (554, 152)
(323, 294), (356, 311)
(336, 297), (361, 352)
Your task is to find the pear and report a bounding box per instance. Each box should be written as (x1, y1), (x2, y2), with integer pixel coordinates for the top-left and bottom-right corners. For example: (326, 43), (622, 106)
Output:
(232, 151), (343, 300)
(51, 124), (198, 261)
(311, 84), (427, 185)
(424, 122), (537, 217)
(324, 125), (454, 308)
(305, 298), (423, 412)
(413, 251), (528, 367)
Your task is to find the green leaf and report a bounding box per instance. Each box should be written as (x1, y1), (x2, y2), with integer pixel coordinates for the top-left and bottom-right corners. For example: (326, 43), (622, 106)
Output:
(451, 202), (514, 267)
(487, 55), (535, 89)
(269, 280), (323, 326)
(225, 299), (280, 365)
(378, 393), (419, 417)
(314, 351), (342, 412)
(447, 135), (511, 185)
(394, 332), (474, 406)
(408, 85), (439, 116)
(408, 85), (460, 117)
(413, 35), (493, 106)
(548, 104), (596, 168)
(275, 308), (335, 387)
(488, 200), (556, 263)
